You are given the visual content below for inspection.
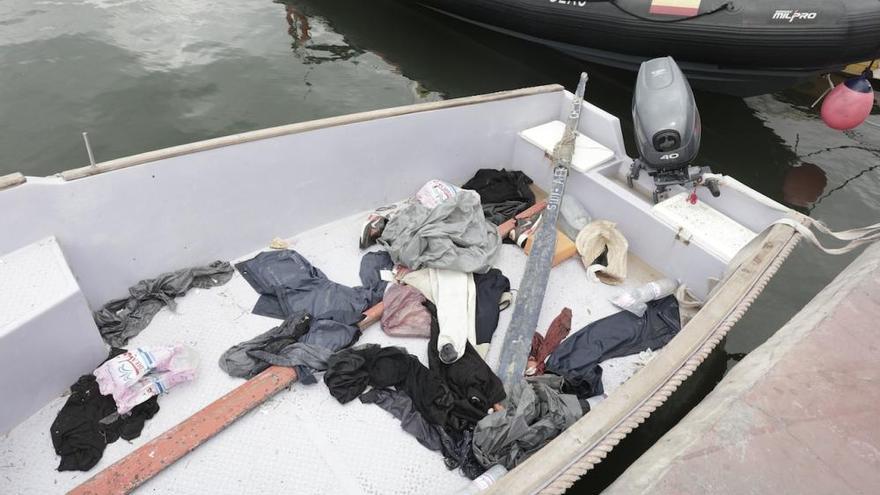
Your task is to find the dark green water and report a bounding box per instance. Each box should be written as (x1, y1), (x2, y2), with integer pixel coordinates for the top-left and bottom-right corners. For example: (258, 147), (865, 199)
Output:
(2, 0), (878, 491)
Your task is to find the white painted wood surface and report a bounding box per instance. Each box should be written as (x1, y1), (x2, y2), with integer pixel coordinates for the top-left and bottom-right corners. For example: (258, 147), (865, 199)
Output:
(519, 120), (616, 173)
(59, 85), (564, 181)
(0, 88), (563, 309)
(653, 192), (757, 263)
(0, 237), (106, 433)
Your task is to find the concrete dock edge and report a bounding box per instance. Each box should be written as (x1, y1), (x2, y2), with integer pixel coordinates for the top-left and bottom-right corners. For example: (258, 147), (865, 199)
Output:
(605, 241), (880, 495)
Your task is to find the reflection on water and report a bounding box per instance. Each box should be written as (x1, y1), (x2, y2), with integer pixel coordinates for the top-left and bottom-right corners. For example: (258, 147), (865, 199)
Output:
(809, 159), (880, 213)
(783, 163), (827, 208)
(284, 2), (363, 64)
(286, 4), (311, 45)
(0, 0), (438, 176)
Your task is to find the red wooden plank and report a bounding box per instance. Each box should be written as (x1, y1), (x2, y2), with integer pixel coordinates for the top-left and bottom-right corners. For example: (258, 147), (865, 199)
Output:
(70, 366), (298, 495)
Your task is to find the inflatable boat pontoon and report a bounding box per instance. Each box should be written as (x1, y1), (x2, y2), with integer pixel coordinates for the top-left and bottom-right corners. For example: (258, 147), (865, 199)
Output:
(403, 0), (880, 95)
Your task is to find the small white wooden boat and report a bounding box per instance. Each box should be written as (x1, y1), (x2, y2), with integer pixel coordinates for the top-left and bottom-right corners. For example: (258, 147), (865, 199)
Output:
(0, 80), (805, 494)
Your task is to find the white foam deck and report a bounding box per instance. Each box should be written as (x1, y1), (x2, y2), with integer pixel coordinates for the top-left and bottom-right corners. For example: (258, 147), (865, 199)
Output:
(0, 212), (664, 495)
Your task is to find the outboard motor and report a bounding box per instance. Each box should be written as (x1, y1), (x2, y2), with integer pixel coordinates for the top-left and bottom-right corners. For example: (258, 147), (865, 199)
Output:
(627, 56), (720, 203)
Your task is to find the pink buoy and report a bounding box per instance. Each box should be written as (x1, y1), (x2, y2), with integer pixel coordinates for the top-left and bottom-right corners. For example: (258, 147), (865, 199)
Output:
(820, 75), (875, 130)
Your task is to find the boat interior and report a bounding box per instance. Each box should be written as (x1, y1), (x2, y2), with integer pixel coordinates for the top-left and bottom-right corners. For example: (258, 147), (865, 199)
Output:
(0, 86), (790, 493)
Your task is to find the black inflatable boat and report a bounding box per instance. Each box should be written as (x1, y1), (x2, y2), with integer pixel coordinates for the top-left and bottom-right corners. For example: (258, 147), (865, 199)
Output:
(404, 0), (880, 95)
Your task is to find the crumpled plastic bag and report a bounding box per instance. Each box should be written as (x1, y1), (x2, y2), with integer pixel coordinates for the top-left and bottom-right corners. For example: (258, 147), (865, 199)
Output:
(380, 284), (432, 338)
(93, 344), (198, 414)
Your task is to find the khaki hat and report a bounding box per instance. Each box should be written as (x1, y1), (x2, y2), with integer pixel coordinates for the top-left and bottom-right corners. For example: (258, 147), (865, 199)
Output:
(575, 220), (628, 285)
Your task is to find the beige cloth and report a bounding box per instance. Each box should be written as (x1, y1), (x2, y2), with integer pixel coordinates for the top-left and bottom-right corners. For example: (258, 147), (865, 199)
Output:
(575, 220), (628, 285)
(399, 268), (478, 362)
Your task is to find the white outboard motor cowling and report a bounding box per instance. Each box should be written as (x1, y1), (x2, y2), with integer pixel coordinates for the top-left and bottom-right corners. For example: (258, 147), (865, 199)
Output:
(627, 56), (720, 203)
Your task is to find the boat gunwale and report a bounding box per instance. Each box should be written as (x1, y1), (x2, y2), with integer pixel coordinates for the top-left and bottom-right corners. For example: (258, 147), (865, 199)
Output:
(487, 223), (802, 494)
(56, 84), (564, 182)
(0, 172), (26, 191)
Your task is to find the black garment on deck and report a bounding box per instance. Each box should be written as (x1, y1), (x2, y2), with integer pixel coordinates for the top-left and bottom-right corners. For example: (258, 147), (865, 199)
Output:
(359, 388), (456, 455)
(484, 200), (532, 227)
(462, 169), (535, 225)
(359, 388), (485, 479)
(50, 348), (160, 472)
(94, 261), (234, 346)
(324, 345), (454, 427)
(325, 299), (505, 431)
(545, 295), (682, 398)
(426, 302), (506, 430)
(236, 250), (392, 323)
(447, 428), (486, 479)
(473, 268), (510, 345)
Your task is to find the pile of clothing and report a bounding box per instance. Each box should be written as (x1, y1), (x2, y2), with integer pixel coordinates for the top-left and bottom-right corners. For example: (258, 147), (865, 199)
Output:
(218, 173), (686, 478)
(342, 178), (518, 477)
(372, 179), (511, 364)
(462, 292), (683, 472)
(52, 345), (202, 472)
(53, 262), (235, 472)
(53, 168), (692, 483)
(323, 302), (506, 477)
(220, 177), (520, 478)
(51, 348), (161, 472)
(223, 249), (395, 383)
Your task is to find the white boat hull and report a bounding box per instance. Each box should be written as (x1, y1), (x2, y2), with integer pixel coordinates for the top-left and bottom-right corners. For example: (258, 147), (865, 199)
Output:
(0, 85), (801, 493)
